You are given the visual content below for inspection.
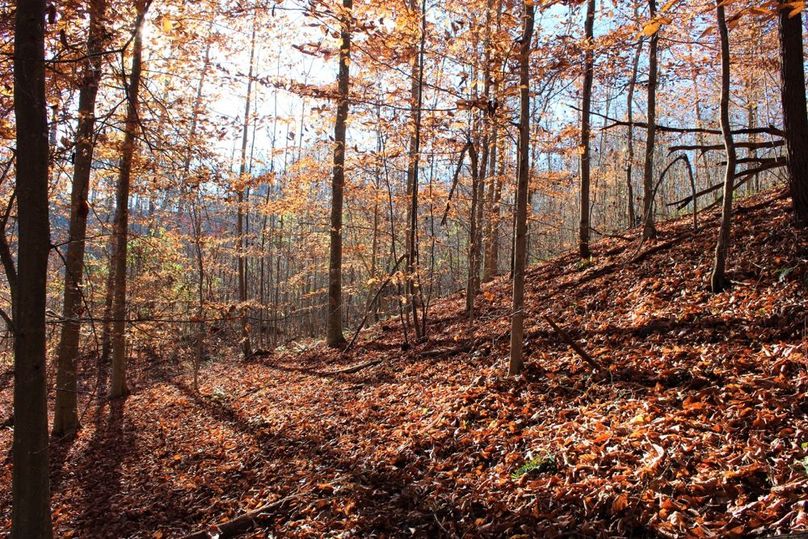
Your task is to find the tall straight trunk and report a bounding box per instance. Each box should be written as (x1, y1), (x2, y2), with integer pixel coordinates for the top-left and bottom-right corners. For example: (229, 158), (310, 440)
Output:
(487, 135), (507, 279)
(509, 2), (535, 376)
(109, 0), (149, 398)
(53, 0), (108, 437)
(185, 24), (213, 367)
(578, 0), (595, 257)
(405, 0), (427, 339)
(625, 36), (642, 228)
(482, 0), (503, 282)
(236, 20), (257, 358)
(642, 0), (659, 240)
(326, 0), (352, 347)
(12, 0), (53, 534)
(709, 0), (736, 292)
(466, 142), (480, 317)
(778, 0), (808, 226)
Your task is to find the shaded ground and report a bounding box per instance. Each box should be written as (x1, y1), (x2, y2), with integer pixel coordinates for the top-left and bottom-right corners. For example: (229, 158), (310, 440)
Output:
(1, 189), (807, 538)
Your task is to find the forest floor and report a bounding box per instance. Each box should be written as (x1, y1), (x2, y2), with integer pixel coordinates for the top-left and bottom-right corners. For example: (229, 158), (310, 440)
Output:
(2, 188), (808, 538)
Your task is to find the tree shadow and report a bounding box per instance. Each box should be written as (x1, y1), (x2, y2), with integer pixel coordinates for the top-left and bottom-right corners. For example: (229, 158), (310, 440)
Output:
(74, 398), (132, 537)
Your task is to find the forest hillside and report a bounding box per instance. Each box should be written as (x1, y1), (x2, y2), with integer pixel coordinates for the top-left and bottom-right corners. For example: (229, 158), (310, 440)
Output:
(2, 187), (805, 538)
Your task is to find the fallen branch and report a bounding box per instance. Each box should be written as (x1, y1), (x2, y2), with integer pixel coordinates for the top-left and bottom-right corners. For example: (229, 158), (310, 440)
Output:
(323, 358), (383, 375)
(668, 158), (785, 210)
(441, 141), (472, 226)
(543, 315), (607, 374)
(341, 254), (407, 355)
(418, 344), (470, 359)
(567, 105), (785, 137)
(668, 139), (783, 153)
(182, 494), (297, 539)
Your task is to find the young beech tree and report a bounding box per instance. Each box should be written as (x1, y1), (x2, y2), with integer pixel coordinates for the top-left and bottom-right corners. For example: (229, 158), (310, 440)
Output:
(578, 0), (595, 258)
(642, 0), (659, 240)
(236, 18), (257, 359)
(53, 0), (108, 437)
(12, 0), (53, 534)
(327, 0), (352, 348)
(509, 0), (535, 376)
(709, 0), (737, 292)
(109, 0), (150, 398)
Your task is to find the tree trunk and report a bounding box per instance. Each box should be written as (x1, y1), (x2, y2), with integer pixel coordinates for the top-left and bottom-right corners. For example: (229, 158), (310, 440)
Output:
(12, 0), (53, 534)
(236, 20), (257, 358)
(466, 142), (480, 317)
(405, 0), (427, 339)
(709, 0), (736, 292)
(642, 0), (659, 240)
(509, 2), (535, 376)
(579, 0), (595, 257)
(109, 0), (149, 398)
(53, 0), (108, 437)
(326, 0), (352, 347)
(778, 0), (808, 226)
(625, 34), (642, 229)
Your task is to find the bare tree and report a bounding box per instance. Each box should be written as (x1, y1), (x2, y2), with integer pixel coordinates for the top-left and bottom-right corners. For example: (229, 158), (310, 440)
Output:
(709, 0), (737, 292)
(236, 18), (257, 358)
(109, 0), (150, 398)
(578, 0), (595, 257)
(53, 0), (108, 437)
(509, 1), (535, 376)
(642, 0), (659, 239)
(12, 0), (53, 533)
(326, 0), (352, 347)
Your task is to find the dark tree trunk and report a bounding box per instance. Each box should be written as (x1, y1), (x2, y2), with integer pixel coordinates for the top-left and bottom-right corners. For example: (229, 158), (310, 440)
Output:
(466, 142), (480, 317)
(405, 0), (427, 339)
(237, 20), (257, 358)
(579, 0), (595, 258)
(709, 0), (737, 292)
(109, 0), (149, 398)
(53, 0), (108, 437)
(12, 0), (53, 534)
(509, 2), (535, 376)
(326, 0), (352, 347)
(625, 34), (642, 229)
(778, 0), (808, 226)
(642, 0), (659, 239)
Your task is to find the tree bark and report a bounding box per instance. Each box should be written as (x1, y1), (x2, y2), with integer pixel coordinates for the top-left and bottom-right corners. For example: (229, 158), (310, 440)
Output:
(326, 0), (352, 347)
(12, 0), (53, 534)
(778, 0), (808, 226)
(625, 34), (642, 229)
(509, 2), (535, 376)
(236, 20), (257, 358)
(709, 0), (737, 292)
(642, 0), (659, 240)
(578, 0), (595, 257)
(466, 142), (480, 317)
(405, 0), (427, 339)
(53, 0), (108, 437)
(109, 0), (149, 398)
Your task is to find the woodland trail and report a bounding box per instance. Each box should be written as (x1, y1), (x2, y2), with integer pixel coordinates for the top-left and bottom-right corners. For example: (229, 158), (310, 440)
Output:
(1, 188), (807, 538)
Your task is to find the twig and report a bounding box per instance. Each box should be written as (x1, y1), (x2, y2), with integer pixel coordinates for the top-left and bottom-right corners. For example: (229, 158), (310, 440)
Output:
(543, 315), (607, 374)
(341, 254), (406, 355)
(182, 493), (297, 539)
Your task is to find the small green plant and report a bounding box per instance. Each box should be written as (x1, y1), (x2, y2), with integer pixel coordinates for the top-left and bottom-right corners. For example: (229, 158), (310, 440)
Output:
(511, 452), (557, 480)
(211, 386), (228, 402)
(777, 265), (798, 282)
(576, 257), (594, 271)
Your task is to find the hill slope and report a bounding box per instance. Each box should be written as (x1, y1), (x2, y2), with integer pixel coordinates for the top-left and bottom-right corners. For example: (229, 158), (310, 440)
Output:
(2, 189), (807, 538)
